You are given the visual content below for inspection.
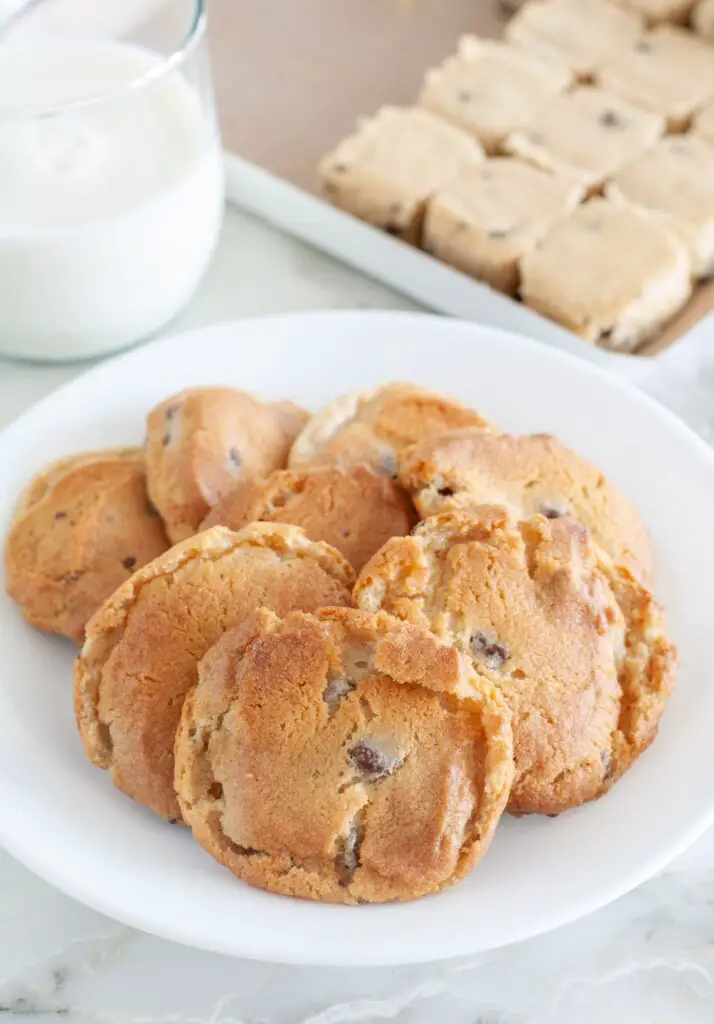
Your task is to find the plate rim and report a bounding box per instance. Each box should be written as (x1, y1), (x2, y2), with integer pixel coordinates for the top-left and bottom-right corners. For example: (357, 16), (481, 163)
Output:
(1, 309), (713, 966)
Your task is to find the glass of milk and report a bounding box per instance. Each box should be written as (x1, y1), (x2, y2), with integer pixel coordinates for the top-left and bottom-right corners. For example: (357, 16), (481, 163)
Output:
(0, 0), (224, 361)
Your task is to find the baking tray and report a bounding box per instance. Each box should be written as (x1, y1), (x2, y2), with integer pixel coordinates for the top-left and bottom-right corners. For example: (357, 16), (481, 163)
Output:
(207, 0), (714, 362)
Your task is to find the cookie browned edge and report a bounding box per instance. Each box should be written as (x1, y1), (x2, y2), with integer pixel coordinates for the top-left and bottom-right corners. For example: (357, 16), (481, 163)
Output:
(354, 507), (676, 813)
(73, 524), (356, 793)
(174, 606), (514, 903)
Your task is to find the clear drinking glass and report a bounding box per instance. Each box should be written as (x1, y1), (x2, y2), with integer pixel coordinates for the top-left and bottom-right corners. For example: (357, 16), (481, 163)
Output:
(0, 0), (224, 362)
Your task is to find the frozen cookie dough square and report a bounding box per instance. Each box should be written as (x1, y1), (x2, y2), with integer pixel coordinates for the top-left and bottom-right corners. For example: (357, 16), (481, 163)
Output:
(505, 87), (663, 189)
(608, 135), (714, 277)
(520, 198), (691, 349)
(419, 37), (571, 154)
(505, 0), (643, 79)
(692, 94), (714, 142)
(424, 158), (584, 294)
(319, 107), (484, 243)
(610, 0), (695, 24)
(692, 0), (714, 38)
(596, 26), (714, 129)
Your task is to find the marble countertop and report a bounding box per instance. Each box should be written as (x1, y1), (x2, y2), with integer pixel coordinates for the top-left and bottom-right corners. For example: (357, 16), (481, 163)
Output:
(2, 207), (714, 1024)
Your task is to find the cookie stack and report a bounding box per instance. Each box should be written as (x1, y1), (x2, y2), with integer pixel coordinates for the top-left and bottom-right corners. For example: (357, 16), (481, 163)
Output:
(3, 382), (676, 904)
(320, 0), (714, 351)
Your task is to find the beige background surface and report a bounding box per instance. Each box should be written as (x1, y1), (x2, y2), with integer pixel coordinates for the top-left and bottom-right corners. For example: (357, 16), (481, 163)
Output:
(207, 0), (505, 191)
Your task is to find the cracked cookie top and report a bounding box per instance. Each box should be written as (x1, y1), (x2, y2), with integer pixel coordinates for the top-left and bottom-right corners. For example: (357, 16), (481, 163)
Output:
(74, 523), (354, 822)
(201, 465), (416, 572)
(145, 387), (308, 543)
(398, 429), (653, 580)
(174, 606), (514, 904)
(288, 382), (491, 477)
(354, 507), (675, 815)
(4, 448), (169, 643)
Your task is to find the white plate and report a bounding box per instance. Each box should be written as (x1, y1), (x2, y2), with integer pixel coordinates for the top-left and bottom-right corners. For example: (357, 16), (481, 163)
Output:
(1, 311), (713, 967)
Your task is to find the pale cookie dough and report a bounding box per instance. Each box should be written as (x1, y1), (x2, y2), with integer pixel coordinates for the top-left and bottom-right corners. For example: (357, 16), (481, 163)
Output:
(611, 0), (694, 23)
(4, 449), (169, 643)
(424, 158), (584, 294)
(175, 607), (514, 903)
(419, 37), (572, 155)
(596, 25), (714, 130)
(354, 508), (676, 816)
(505, 0), (643, 80)
(519, 198), (691, 350)
(289, 382), (491, 476)
(74, 523), (354, 821)
(397, 428), (653, 580)
(201, 465), (417, 572)
(692, 0), (714, 38)
(608, 135), (714, 278)
(505, 87), (664, 190)
(319, 107), (484, 244)
(145, 387), (307, 543)
(691, 94), (714, 143)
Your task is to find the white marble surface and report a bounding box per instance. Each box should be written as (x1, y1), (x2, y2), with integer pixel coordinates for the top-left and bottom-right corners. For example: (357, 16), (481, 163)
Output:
(2, 206), (714, 1023)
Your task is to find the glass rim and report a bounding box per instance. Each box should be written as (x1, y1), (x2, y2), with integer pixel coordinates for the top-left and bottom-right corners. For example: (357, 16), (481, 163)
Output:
(0, 0), (207, 120)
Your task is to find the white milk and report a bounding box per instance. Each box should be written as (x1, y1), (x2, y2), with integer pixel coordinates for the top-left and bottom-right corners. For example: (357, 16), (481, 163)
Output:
(0, 40), (224, 360)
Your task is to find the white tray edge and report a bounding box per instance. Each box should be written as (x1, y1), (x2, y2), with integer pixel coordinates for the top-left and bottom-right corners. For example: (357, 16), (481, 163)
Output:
(223, 152), (632, 371)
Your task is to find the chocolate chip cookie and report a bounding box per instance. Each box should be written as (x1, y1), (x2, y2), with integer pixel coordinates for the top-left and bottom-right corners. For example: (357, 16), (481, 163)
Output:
(174, 606), (514, 903)
(398, 428), (653, 579)
(75, 523), (354, 821)
(354, 507), (676, 815)
(201, 465), (416, 572)
(4, 449), (169, 643)
(145, 388), (308, 543)
(289, 382), (491, 477)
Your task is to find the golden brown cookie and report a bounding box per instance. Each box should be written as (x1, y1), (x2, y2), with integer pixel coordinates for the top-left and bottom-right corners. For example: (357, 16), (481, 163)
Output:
(175, 606), (513, 903)
(398, 429), (652, 580)
(201, 466), (417, 572)
(288, 383), (491, 477)
(4, 449), (169, 643)
(354, 508), (675, 816)
(145, 388), (308, 543)
(74, 523), (354, 821)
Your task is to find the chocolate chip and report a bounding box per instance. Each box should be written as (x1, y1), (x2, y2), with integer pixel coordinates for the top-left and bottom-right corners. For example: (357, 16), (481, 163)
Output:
(437, 486), (455, 497)
(54, 511), (67, 520)
(340, 529), (351, 538)
(540, 503), (569, 519)
(335, 813), (364, 885)
(635, 39), (651, 53)
(600, 110), (623, 128)
(349, 739), (402, 779)
(145, 503), (160, 519)
(229, 447), (241, 470)
(122, 556), (136, 570)
(63, 571), (83, 582)
(379, 451), (398, 477)
(458, 89), (473, 103)
(470, 632), (509, 669)
(164, 403), (180, 420)
(323, 676), (355, 714)
(161, 432), (171, 447)
(208, 781), (223, 800)
(385, 224), (401, 236)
